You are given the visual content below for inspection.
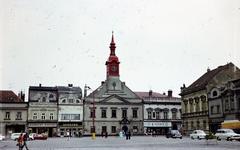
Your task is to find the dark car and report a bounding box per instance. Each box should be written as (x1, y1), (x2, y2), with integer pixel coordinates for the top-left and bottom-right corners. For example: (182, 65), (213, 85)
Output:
(166, 130), (182, 139)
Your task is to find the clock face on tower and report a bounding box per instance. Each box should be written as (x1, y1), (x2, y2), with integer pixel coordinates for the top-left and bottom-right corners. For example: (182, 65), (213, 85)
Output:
(111, 66), (117, 72)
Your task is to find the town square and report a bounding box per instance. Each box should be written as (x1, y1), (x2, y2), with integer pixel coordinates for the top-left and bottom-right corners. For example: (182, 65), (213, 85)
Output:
(1, 0), (240, 149)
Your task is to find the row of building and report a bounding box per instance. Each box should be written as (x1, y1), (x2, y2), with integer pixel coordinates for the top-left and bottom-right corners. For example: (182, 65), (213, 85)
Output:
(1, 34), (239, 138)
(0, 34), (181, 138)
(0, 86), (181, 138)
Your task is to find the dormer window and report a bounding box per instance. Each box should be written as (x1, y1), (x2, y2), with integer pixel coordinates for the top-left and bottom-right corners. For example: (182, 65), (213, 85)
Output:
(68, 99), (74, 103)
(76, 99), (80, 103)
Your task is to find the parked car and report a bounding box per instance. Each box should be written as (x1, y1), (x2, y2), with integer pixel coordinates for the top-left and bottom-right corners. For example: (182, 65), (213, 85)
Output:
(10, 133), (21, 141)
(29, 133), (37, 140)
(166, 130), (182, 139)
(34, 134), (47, 140)
(215, 129), (239, 141)
(190, 130), (206, 140)
(0, 134), (5, 141)
(229, 135), (240, 141)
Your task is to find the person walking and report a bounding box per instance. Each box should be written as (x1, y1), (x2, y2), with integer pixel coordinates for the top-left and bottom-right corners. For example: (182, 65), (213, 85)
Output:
(125, 131), (128, 140)
(128, 131), (131, 140)
(67, 130), (70, 141)
(22, 132), (29, 150)
(17, 133), (24, 150)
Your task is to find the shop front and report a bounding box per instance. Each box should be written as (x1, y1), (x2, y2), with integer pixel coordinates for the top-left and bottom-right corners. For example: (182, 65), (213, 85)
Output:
(28, 123), (57, 137)
(4, 123), (26, 138)
(58, 122), (83, 137)
(144, 121), (172, 135)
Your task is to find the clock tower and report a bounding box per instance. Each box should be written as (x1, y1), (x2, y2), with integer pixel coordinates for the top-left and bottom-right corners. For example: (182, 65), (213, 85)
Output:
(105, 32), (120, 78)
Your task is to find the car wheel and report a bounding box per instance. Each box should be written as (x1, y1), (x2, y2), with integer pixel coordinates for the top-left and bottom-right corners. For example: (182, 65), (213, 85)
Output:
(227, 137), (230, 141)
(217, 137), (221, 141)
(180, 137), (182, 139)
(191, 136), (194, 140)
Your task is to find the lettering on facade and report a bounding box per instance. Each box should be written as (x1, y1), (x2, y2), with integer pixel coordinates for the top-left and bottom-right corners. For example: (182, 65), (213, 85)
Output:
(144, 122), (172, 127)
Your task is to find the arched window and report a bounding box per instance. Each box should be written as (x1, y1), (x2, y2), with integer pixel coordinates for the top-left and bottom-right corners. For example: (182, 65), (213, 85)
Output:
(62, 99), (66, 103)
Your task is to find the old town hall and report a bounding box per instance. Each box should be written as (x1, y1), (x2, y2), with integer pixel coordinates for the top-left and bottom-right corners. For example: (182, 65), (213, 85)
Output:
(83, 33), (143, 136)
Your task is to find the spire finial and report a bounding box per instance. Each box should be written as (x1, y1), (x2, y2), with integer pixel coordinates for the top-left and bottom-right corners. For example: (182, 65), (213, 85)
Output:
(110, 31), (116, 55)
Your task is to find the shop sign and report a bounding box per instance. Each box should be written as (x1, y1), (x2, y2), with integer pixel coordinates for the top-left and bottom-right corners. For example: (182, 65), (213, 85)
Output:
(144, 122), (172, 127)
(28, 123), (57, 127)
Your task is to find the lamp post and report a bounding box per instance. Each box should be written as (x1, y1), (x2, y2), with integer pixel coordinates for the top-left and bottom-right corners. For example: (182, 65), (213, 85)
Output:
(84, 85), (96, 139)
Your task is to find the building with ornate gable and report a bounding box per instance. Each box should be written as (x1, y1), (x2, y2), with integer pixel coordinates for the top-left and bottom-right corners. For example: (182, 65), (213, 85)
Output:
(180, 63), (240, 135)
(83, 34), (144, 135)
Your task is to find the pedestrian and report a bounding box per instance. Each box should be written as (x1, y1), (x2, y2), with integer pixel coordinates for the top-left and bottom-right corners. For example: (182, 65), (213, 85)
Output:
(105, 132), (108, 138)
(128, 131), (131, 140)
(101, 131), (104, 138)
(17, 133), (24, 150)
(125, 131), (128, 140)
(67, 130), (70, 141)
(22, 132), (29, 150)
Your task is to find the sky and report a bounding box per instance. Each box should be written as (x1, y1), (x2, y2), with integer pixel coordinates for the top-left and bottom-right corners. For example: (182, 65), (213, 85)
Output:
(0, 0), (240, 98)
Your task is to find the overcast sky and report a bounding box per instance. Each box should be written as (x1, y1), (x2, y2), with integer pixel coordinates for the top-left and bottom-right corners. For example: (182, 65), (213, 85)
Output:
(0, 0), (240, 97)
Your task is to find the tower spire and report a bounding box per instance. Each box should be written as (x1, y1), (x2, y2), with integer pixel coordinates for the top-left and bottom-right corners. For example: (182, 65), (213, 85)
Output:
(110, 31), (116, 56)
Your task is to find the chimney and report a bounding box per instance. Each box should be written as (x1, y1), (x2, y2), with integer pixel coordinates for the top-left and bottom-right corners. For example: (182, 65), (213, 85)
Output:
(101, 81), (105, 85)
(207, 67), (211, 72)
(149, 90), (153, 97)
(39, 83), (42, 87)
(168, 90), (172, 97)
(18, 91), (25, 101)
(68, 84), (73, 87)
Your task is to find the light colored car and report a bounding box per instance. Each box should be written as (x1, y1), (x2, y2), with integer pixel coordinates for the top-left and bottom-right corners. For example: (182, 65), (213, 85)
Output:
(215, 129), (239, 141)
(0, 134), (5, 141)
(10, 133), (21, 141)
(29, 133), (37, 140)
(190, 130), (206, 140)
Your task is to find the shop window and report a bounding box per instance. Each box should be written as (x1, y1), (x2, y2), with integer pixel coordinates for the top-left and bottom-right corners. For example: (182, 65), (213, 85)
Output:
(203, 120), (207, 130)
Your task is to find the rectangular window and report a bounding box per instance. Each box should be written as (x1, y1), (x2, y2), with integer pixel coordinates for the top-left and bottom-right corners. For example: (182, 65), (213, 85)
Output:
(156, 111), (160, 119)
(111, 126), (116, 133)
(230, 98), (234, 110)
(5, 112), (10, 120)
(41, 113), (45, 120)
(61, 114), (70, 120)
(90, 108), (95, 118)
(16, 112), (22, 120)
(132, 109), (138, 118)
(203, 120), (207, 130)
(152, 112), (156, 119)
(122, 109), (127, 118)
(102, 126), (107, 133)
(71, 114), (80, 120)
(185, 103), (188, 113)
(50, 113), (54, 120)
(33, 113), (37, 120)
(172, 112), (177, 119)
(164, 112), (168, 119)
(101, 109), (107, 118)
(147, 111), (152, 119)
(111, 109), (116, 118)
(68, 99), (74, 103)
(211, 106), (214, 114)
(217, 105), (220, 114)
(225, 99), (229, 111)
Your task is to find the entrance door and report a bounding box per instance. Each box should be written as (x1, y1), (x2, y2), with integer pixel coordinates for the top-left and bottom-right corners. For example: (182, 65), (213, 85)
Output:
(49, 128), (53, 137)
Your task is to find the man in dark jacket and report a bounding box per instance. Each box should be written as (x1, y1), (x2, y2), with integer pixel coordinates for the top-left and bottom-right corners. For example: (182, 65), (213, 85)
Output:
(22, 132), (29, 150)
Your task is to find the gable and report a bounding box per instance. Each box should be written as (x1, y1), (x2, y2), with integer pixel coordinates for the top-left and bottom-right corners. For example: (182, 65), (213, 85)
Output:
(99, 95), (130, 104)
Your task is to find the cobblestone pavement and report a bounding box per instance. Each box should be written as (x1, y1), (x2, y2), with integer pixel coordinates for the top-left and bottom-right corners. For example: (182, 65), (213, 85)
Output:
(0, 136), (240, 150)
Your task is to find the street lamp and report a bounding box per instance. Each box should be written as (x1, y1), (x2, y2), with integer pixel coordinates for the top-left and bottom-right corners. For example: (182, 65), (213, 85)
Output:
(84, 85), (96, 140)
